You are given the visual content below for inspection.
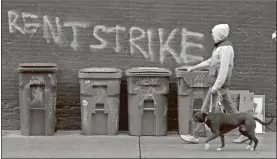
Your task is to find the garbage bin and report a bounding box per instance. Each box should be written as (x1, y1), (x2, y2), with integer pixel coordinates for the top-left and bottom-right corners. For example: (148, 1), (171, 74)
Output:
(78, 67), (122, 135)
(175, 67), (209, 137)
(126, 67), (171, 136)
(18, 63), (58, 136)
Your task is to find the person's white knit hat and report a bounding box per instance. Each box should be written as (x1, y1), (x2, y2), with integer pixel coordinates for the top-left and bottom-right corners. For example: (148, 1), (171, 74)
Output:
(212, 24), (230, 43)
(272, 31), (276, 41)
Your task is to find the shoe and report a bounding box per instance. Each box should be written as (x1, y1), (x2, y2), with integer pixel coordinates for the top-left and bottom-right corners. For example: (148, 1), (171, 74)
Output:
(180, 134), (199, 144)
(233, 135), (249, 143)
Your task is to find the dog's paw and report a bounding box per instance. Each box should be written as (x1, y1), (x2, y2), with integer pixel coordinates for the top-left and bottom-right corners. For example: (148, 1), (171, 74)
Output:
(205, 143), (210, 150)
(216, 148), (223, 151)
(250, 148), (255, 151)
(246, 145), (251, 150)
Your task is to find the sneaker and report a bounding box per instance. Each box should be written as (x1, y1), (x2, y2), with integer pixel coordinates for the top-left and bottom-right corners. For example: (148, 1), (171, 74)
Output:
(180, 134), (199, 144)
(233, 135), (249, 143)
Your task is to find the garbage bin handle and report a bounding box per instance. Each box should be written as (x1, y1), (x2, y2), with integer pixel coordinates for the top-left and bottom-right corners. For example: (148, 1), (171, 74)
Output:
(81, 82), (108, 95)
(30, 83), (45, 86)
(91, 81), (107, 86)
(143, 108), (155, 111)
(140, 105), (156, 116)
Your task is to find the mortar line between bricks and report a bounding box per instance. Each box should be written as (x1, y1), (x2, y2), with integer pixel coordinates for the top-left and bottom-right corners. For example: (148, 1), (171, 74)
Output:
(139, 136), (141, 159)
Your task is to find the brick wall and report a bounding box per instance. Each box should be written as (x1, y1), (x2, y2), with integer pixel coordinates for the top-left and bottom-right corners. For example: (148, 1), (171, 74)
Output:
(1, 0), (276, 131)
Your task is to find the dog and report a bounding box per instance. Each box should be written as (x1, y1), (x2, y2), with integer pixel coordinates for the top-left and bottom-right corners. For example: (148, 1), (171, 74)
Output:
(191, 111), (274, 151)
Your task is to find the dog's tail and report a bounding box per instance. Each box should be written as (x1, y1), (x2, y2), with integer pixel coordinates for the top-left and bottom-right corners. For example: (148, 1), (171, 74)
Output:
(254, 117), (274, 125)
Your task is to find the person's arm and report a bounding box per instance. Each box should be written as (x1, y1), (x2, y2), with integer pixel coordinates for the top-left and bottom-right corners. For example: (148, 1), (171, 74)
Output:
(191, 58), (211, 71)
(213, 46), (233, 90)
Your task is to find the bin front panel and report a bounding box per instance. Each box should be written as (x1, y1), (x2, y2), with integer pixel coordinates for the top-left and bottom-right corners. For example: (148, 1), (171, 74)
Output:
(19, 72), (57, 136)
(80, 79), (120, 135)
(127, 76), (169, 136)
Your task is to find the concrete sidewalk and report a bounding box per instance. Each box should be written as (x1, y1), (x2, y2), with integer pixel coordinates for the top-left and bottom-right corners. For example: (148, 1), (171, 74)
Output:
(2, 131), (276, 158)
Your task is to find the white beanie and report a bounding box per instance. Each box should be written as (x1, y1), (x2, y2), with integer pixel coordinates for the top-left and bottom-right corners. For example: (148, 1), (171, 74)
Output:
(272, 31), (276, 40)
(212, 24), (230, 43)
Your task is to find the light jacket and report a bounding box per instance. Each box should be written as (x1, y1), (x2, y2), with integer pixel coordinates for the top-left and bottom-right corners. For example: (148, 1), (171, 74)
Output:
(192, 24), (234, 89)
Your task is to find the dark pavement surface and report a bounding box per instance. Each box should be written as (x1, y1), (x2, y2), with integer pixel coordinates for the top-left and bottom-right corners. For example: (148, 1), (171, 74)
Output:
(2, 130), (276, 158)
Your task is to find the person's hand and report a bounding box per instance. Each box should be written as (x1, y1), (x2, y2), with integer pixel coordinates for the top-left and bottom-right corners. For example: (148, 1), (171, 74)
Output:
(211, 86), (218, 93)
(187, 66), (195, 72)
(272, 31), (276, 41)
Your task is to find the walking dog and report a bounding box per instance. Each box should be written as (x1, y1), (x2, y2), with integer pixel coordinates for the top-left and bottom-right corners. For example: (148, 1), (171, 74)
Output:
(191, 111), (274, 151)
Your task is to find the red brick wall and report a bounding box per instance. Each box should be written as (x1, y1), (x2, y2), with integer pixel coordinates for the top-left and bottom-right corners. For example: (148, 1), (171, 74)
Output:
(2, 0), (276, 131)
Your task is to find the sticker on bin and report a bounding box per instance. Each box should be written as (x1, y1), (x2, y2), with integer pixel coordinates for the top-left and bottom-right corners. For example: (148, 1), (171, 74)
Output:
(138, 67), (159, 70)
(82, 100), (88, 106)
(85, 80), (90, 84)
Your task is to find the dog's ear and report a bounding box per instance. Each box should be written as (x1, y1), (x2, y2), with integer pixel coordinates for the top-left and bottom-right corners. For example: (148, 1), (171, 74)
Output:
(202, 112), (208, 117)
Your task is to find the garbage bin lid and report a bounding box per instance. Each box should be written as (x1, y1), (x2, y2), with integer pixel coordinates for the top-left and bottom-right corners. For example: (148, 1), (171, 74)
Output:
(19, 63), (58, 67)
(79, 67), (121, 73)
(18, 63), (58, 72)
(126, 67), (171, 76)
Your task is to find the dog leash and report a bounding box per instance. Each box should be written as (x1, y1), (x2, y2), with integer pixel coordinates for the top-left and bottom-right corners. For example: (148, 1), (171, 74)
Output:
(206, 90), (223, 131)
(208, 90), (223, 113)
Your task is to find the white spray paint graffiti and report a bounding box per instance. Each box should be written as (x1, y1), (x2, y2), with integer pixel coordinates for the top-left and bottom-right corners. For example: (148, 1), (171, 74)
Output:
(82, 100), (89, 129)
(43, 15), (67, 45)
(147, 29), (155, 61)
(90, 25), (108, 50)
(129, 26), (149, 59)
(7, 10), (205, 64)
(22, 12), (41, 34)
(8, 10), (25, 34)
(29, 77), (45, 104)
(64, 21), (90, 51)
(180, 28), (204, 63)
(163, 102), (168, 116)
(158, 28), (180, 64)
(90, 25), (126, 53)
(108, 98), (119, 129)
(48, 92), (54, 122)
